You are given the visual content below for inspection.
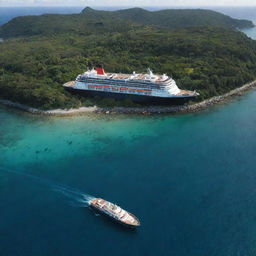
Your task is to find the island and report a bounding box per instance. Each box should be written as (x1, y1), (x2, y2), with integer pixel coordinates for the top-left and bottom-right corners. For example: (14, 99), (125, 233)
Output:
(0, 7), (256, 113)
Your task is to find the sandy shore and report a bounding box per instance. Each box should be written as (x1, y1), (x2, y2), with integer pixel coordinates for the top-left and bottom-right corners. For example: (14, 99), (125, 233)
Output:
(1, 80), (256, 116)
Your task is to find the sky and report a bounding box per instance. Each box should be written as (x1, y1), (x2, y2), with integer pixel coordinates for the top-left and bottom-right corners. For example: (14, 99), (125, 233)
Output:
(0, 0), (256, 6)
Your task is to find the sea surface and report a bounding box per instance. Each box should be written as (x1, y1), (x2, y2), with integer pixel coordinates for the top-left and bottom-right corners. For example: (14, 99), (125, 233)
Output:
(1, 6), (256, 256)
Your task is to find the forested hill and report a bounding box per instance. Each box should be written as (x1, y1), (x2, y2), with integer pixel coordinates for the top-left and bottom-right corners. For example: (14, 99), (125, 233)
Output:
(82, 7), (254, 30)
(1, 26), (256, 109)
(0, 13), (134, 39)
(0, 7), (256, 110)
(0, 7), (254, 39)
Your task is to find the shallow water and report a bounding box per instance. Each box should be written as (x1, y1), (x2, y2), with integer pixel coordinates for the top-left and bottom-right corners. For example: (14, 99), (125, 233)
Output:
(1, 89), (256, 255)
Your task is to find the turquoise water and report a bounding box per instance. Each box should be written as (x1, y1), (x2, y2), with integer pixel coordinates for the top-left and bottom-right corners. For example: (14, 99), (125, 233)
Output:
(1, 6), (256, 256)
(1, 90), (256, 255)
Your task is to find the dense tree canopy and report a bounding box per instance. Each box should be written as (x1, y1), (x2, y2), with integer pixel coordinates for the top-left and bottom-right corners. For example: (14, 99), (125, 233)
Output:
(1, 7), (253, 39)
(0, 8), (256, 109)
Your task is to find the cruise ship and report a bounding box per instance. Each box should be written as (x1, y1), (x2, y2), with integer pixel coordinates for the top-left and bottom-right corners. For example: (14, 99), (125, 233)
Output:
(64, 67), (198, 104)
(89, 198), (140, 227)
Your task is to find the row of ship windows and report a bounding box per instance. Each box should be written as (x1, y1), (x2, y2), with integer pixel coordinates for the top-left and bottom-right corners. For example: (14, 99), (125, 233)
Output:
(79, 76), (157, 84)
(78, 78), (161, 89)
(87, 85), (152, 95)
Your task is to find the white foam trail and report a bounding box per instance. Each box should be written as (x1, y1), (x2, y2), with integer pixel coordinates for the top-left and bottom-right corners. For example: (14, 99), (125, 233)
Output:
(52, 185), (95, 204)
(0, 167), (95, 206)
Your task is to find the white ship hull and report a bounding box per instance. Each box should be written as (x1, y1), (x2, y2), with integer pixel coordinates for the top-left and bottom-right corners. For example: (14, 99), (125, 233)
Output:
(64, 68), (198, 105)
(65, 84), (196, 105)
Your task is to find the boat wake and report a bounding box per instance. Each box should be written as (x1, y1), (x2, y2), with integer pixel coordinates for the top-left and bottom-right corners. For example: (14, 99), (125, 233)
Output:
(0, 167), (95, 207)
(52, 185), (95, 207)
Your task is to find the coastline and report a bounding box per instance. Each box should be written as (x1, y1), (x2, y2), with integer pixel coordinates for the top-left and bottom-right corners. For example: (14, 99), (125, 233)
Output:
(0, 80), (256, 116)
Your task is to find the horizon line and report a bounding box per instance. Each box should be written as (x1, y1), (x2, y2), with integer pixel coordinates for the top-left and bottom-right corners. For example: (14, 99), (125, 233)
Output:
(1, 5), (256, 7)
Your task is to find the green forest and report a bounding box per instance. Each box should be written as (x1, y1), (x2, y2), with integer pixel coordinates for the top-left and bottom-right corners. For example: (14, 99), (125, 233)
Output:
(0, 7), (256, 109)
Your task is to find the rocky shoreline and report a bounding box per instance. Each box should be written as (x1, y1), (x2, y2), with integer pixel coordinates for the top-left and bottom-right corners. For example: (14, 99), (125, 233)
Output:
(0, 80), (256, 116)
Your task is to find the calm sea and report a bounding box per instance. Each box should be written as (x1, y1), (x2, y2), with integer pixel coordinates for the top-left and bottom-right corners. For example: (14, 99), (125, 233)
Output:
(0, 6), (256, 256)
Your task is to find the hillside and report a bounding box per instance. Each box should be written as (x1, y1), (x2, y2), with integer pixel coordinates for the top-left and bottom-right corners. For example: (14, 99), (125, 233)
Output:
(0, 13), (134, 39)
(0, 7), (254, 39)
(0, 8), (256, 110)
(1, 25), (256, 109)
(84, 7), (254, 30)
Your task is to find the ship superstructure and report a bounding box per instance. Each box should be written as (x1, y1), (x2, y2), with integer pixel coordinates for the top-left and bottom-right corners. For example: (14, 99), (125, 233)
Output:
(89, 198), (140, 227)
(64, 67), (198, 104)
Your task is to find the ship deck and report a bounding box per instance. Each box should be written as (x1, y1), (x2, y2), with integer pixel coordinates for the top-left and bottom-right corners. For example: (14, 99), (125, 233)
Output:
(107, 73), (168, 83)
(63, 81), (75, 87)
(90, 198), (140, 226)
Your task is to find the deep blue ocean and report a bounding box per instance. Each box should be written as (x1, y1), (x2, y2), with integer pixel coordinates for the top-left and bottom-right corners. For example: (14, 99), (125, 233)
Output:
(1, 6), (256, 256)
